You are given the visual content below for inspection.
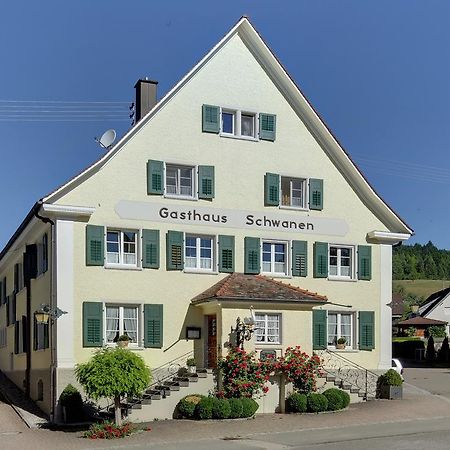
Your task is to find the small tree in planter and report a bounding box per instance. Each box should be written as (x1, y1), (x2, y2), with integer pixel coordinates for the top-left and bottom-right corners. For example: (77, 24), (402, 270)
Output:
(75, 348), (151, 425)
(376, 369), (403, 400)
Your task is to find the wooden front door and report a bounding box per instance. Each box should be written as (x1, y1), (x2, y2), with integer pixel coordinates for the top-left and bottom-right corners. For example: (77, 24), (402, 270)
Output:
(206, 315), (217, 368)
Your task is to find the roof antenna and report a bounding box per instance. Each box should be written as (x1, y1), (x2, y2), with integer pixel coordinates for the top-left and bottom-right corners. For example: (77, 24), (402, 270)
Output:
(94, 129), (116, 149)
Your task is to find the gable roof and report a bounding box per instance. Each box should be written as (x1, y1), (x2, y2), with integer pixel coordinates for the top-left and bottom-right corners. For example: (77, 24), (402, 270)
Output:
(419, 287), (450, 317)
(40, 17), (412, 236)
(191, 273), (327, 305)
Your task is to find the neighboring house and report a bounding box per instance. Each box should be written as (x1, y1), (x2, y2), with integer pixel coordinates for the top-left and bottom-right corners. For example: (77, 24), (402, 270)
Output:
(391, 292), (405, 322)
(0, 17), (412, 421)
(418, 287), (450, 335)
(397, 316), (447, 337)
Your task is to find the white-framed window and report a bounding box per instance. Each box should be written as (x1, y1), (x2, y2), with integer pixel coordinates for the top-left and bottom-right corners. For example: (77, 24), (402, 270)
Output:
(105, 304), (139, 345)
(280, 176), (307, 209)
(165, 163), (195, 198)
(255, 313), (281, 344)
(329, 245), (354, 279)
(327, 312), (354, 348)
(221, 108), (256, 139)
(106, 230), (138, 266)
(185, 235), (214, 272)
(262, 241), (288, 276)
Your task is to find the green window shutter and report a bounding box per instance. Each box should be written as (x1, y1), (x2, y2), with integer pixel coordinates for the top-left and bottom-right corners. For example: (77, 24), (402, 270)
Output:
(358, 245), (372, 281)
(14, 321), (19, 354)
(244, 237), (260, 274)
(0, 280), (2, 304)
(198, 165), (215, 199)
(359, 311), (375, 350)
(313, 242), (328, 278)
(313, 310), (327, 350)
(83, 302), (103, 347)
(33, 317), (37, 351)
(218, 235), (235, 273)
(292, 240), (308, 277)
(166, 231), (184, 270)
(147, 160), (164, 195)
(86, 225), (104, 266)
(202, 104), (220, 133)
(2, 278), (5, 305)
(142, 230), (160, 269)
(144, 304), (163, 348)
(264, 173), (280, 206)
(43, 322), (49, 349)
(259, 113), (276, 141)
(309, 179), (323, 210)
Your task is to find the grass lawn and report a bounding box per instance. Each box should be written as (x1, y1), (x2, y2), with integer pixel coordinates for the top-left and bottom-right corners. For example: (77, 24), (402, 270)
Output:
(393, 279), (450, 299)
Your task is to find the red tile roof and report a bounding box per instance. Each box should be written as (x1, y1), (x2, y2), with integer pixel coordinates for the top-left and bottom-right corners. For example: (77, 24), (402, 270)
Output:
(397, 316), (447, 326)
(191, 273), (327, 305)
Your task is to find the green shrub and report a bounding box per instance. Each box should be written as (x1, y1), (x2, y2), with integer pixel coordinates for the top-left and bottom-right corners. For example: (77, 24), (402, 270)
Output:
(338, 390), (350, 408)
(322, 389), (344, 411)
(392, 339), (424, 359)
(427, 326), (446, 338)
(59, 384), (83, 422)
(306, 393), (328, 413)
(228, 398), (243, 418)
(212, 398), (231, 419)
(377, 369), (403, 387)
(286, 393), (307, 413)
(241, 397), (259, 418)
(195, 397), (214, 420)
(439, 336), (449, 362)
(426, 336), (436, 361)
(176, 394), (204, 419)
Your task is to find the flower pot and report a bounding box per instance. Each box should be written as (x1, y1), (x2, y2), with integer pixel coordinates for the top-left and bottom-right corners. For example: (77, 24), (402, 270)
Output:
(117, 340), (129, 348)
(188, 365), (196, 374)
(380, 385), (403, 400)
(336, 343), (346, 350)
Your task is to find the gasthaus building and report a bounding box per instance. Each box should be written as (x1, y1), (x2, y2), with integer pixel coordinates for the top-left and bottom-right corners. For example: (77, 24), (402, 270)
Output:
(0, 17), (412, 421)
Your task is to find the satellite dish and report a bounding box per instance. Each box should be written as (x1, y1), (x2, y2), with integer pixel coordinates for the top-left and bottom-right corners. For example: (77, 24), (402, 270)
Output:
(95, 129), (116, 149)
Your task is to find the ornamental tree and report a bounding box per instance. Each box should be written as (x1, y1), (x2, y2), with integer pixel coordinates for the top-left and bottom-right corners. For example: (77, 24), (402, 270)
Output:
(75, 348), (151, 425)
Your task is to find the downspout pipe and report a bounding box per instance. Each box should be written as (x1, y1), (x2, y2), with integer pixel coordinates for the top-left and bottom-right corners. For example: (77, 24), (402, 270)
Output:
(32, 201), (57, 422)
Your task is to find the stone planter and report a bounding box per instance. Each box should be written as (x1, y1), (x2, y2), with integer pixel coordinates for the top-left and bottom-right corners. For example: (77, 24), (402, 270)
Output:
(117, 340), (129, 348)
(188, 365), (197, 374)
(336, 343), (346, 350)
(380, 385), (403, 400)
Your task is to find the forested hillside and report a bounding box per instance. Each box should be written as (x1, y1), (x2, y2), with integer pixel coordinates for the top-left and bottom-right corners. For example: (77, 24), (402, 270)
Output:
(393, 241), (450, 280)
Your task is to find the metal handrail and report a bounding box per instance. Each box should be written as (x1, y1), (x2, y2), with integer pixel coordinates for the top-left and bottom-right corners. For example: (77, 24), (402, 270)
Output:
(147, 350), (194, 389)
(316, 349), (379, 399)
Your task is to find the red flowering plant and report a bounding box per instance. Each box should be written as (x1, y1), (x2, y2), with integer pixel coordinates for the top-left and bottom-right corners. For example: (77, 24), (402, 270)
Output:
(83, 420), (135, 439)
(277, 346), (322, 393)
(218, 347), (271, 398)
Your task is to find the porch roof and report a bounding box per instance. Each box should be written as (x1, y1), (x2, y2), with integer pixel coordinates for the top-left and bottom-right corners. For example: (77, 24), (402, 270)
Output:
(397, 316), (447, 327)
(191, 273), (328, 305)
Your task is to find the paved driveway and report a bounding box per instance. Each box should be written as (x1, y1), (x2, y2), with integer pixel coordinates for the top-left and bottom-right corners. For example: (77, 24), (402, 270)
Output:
(0, 392), (27, 434)
(404, 366), (450, 399)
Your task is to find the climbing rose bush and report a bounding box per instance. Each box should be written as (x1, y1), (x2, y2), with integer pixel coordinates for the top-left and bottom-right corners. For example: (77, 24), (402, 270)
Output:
(218, 347), (270, 398)
(218, 345), (321, 398)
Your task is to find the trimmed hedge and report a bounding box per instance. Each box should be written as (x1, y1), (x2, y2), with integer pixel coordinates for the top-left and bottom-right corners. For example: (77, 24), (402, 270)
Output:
(241, 397), (259, 418)
(176, 394), (205, 419)
(286, 393), (307, 413)
(229, 398), (244, 418)
(339, 390), (350, 408)
(392, 340), (424, 359)
(195, 397), (215, 420)
(322, 389), (344, 411)
(212, 398), (231, 419)
(306, 393), (328, 413)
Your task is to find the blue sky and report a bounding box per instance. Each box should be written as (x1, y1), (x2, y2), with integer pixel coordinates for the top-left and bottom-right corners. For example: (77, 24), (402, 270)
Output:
(1, 1), (449, 249)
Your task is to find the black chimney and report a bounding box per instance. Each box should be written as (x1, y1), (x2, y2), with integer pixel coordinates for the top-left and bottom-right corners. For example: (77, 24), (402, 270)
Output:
(134, 78), (158, 123)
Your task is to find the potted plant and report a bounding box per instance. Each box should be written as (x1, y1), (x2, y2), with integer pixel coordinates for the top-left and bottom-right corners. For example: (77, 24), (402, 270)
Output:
(186, 357), (196, 374)
(117, 334), (130, 348)
(376, 369), (403, 400)
(336, 337), (346, 350)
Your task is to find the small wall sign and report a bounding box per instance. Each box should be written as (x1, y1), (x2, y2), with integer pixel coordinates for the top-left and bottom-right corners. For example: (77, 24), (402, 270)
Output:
(259, 349), (277, 361)
(186, 327), (201, 340)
